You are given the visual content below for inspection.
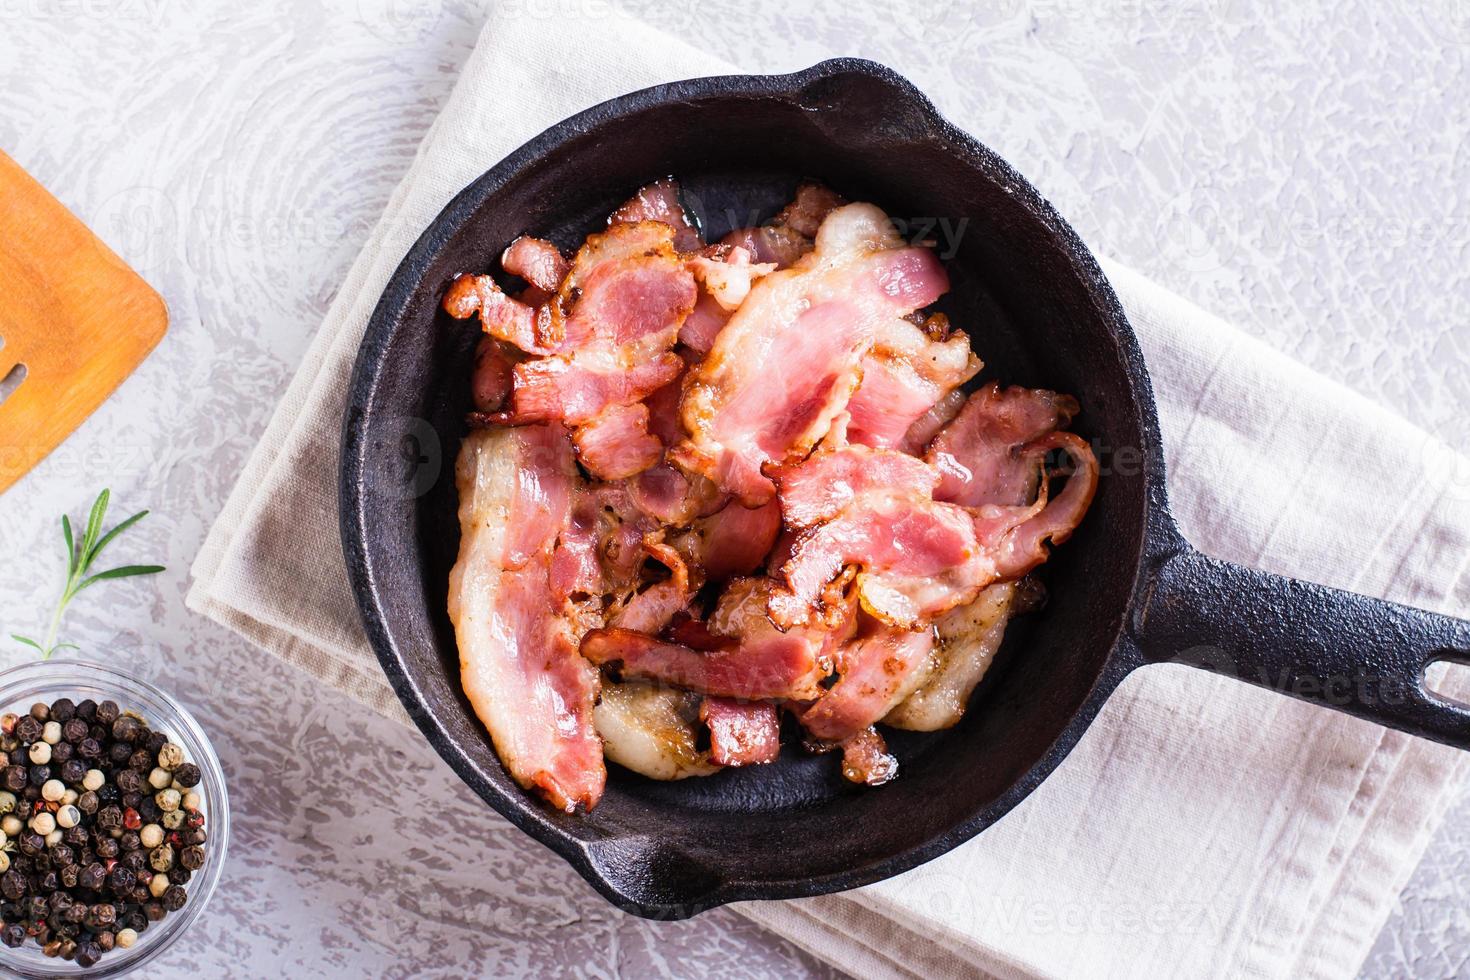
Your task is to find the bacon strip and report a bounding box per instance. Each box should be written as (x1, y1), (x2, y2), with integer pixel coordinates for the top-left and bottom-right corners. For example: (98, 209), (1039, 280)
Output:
(448, 425), (604, 812)
(701, 698), (780, 766)
(581, 628), (827, 701)
(927, 382), (1080, 507)
(675, 204), (951, 504)
(501, 236), (568, 292)
(846, 316), (981, 451)
(799, 622), (935, 743)
(768, 435), (1097, 630)
(610, 177), (703, 252)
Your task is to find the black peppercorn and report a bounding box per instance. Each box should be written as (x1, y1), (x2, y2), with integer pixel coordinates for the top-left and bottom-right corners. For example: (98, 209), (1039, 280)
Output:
(74, 700), (96, 722)
(94, 702), (119, 726)
(144, 732), (167, 755)
(122, 792), (142, 811)
(110, 716), (140, 743)
(49, 741), (72, 765)
(107, 741), (132, 765)
(107, 867), (135, 893)
(61, 824), (87, 848)
(59, 759), (85, 785)
(77, 864), (105, 891)
(173, 762), (202, 788)
(0, 922), (23, 947)
(127, 749), (152, 773)
(121, 850), (146, 873)
(27, 764), (51, 787)
(75, 940), (102, 968)
(138, 798), (161, 823)
(18, 833), (45, 857)
(6, 749), (24, 767)
(1, 871), (26, 900)
(160, 885), (186, 912)
(15, 717), (41, 744)
(95, 837), (118, 860)
(77, 738), (100, 760)
(58, 865), (78, 889)
(61, 719), (88, 744)
(85, 901), (117, 929)
(36, 870), (58, 894)
(2, 767), (26, 792)
(118, 831), (140, 853)
(50, 700), (74, 724)
(75, 791), (98, 815)
(63, 900), (86, 923)
(115, 768), (141, 794)
(27, 703), (48, 722)
(96, 784), (119, 806)
(142, 901), (164, 922)
(49, 844), (74, 869)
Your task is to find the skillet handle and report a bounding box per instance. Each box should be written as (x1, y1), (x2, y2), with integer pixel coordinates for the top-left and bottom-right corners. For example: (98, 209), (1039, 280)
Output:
(1134, 546), (1470, 750)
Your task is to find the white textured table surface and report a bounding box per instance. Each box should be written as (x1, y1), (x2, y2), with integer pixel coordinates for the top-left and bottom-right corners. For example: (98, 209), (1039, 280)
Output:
(2, 2), (1467, 977)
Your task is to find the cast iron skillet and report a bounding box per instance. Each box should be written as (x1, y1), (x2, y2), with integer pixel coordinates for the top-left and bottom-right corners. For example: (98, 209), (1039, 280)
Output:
(340, 58), (1470, 919)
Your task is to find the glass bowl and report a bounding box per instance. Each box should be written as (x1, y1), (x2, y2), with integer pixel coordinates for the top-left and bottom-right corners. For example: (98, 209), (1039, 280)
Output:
(0, 661), (228, 978)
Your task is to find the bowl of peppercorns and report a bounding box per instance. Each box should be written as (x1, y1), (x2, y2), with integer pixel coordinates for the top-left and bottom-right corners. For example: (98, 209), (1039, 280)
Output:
(0, 661), (227, 977)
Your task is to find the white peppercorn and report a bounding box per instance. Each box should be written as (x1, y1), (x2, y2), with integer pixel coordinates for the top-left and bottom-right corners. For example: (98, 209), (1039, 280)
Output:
(148, 843), (174, 872)
(41, 721), (61, 745)
(0, 791), (16, 815)
(115, 928), (137, 949)
(82, 769), (105, 792)
(140, 824), (163, 849)
(27, 742), (50, 765)
(61, 789), (77, 806)
(40, 779), (65, 803)
(148, 872), (169, 898)
(182, 791), (201, 812)
(44, 829), (61, 848)
(157, 743), (184, 771)
(29, 812), (54, 835)
(56, 805), (81, 830)
(161, 810), (184, 830)
(1, 816), (21, 838)
(0, 852), (9, 873)
(147, 768), (171, 790)
(155, 788), (181, 813)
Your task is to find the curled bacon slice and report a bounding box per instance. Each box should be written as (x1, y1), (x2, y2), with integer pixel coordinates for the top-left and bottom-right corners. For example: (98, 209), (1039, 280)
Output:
(846, 316), (981, 451)
(610, 177), (703, 252)
(448, 425), (604, 812)
(720, 182), (848, 268)
(582, 578), (834, 700)
(674, 204), (950, 505)
(571, 402), (663, 481)
(798, 620), (935, 743)
(701, 698), (780, 766)
(501, 236), (569, 292)
(927, 382), (1080, 507)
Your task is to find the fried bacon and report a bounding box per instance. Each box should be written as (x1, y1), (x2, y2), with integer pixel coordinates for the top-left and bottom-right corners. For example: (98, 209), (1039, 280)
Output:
(846, 316), (981, 450)
(609, 177), (703, 252)
(701, 698), (781, 766)
(444, 179), (1097, 803)
(448, 425), (604, 812)
(674, 204), (951, 504)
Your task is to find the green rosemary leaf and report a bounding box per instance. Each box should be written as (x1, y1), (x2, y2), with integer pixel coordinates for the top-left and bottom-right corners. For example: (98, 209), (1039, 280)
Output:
(85, 509), (150, 572)
(76, 564), (167, 592)
(61, 515), (77, 578)
(81, 489), (110, 564)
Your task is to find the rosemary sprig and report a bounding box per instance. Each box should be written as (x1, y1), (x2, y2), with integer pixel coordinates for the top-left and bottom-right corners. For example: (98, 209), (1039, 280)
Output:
(11, 489), (165, 660)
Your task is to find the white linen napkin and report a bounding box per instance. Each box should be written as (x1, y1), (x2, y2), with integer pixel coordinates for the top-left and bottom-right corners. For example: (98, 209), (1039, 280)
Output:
(187, 7), (1470, 979)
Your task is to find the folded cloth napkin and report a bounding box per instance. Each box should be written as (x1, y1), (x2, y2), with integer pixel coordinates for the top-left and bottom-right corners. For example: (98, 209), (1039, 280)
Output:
(188, 7), (1470, 978)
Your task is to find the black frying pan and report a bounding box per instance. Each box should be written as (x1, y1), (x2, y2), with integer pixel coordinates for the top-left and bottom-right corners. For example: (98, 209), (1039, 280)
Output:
(339, 59), (1470, 920)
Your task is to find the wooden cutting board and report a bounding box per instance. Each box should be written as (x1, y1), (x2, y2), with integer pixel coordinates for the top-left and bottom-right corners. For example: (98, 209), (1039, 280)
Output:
(0, 149), (168, 495)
